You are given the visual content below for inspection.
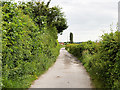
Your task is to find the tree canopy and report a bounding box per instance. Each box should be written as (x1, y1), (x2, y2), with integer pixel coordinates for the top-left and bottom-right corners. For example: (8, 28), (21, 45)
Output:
(18, 0), (68, 33)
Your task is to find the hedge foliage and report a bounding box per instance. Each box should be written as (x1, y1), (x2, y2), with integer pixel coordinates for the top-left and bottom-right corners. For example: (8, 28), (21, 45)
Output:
(65, 31), (120, 89)
(1, 1), (67, 88)
(0, 5), (1, 53)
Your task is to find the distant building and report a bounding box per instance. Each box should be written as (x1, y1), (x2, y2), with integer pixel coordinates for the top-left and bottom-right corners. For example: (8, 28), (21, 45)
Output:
(59, 42), (64, 45)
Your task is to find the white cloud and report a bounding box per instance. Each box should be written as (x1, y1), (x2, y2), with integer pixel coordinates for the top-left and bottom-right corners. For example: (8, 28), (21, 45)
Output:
(15, 0), (119, 42)
(53, 0), (119, 42)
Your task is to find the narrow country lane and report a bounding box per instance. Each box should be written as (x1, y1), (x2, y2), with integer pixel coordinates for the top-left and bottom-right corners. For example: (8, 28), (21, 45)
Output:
(30, 48), (93, 88)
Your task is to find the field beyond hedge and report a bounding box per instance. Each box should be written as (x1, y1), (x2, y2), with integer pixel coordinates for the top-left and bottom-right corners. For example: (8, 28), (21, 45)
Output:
(66, 31), (120, 89)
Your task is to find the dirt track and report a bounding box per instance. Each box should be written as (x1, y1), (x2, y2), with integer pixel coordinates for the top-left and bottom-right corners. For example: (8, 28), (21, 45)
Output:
(30, 48), (93, 88)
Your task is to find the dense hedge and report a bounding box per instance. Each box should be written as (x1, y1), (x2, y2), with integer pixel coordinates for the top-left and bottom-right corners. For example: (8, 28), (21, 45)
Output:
(1, 1), (67, 88)
(66, 31), (120, 89)
(66, 41), (98, 58)
(0, 45), (1, 89)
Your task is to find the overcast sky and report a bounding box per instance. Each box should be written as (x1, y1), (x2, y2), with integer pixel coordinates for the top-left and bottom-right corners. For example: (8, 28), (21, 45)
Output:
(49, 0), (119, 42)
(15, 0), (119, 42)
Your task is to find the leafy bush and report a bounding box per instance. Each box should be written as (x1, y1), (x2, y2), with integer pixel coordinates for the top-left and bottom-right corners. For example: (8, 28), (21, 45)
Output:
(0, 5), (2, 89)
(65, 31), (120, 89)
(66, 41), (97, 59)
(1, 1), (66, 88)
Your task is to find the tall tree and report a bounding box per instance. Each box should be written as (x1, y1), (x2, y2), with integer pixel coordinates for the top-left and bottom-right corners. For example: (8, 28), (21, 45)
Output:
(18, 1), (68, 33)
(70, 32), (73, 43)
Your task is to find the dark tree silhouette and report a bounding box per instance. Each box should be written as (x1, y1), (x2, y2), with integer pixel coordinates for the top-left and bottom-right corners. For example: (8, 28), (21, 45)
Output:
(70, 32), (73, 43)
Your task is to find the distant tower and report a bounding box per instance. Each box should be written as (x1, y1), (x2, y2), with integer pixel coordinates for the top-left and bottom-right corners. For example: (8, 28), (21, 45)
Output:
(118, 1), (120, 31)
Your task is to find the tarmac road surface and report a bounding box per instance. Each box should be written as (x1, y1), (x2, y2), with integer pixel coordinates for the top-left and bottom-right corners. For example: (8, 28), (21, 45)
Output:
(30, 48), (93, 88)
